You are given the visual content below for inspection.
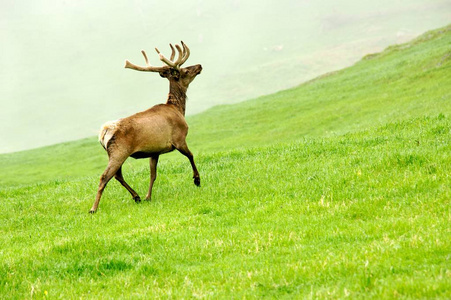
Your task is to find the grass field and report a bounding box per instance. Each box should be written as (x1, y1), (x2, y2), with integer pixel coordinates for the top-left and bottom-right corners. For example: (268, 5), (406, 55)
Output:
(1, 115), (450, 298)
(0, 25), (450, 298)
(2, 24), (450, 187)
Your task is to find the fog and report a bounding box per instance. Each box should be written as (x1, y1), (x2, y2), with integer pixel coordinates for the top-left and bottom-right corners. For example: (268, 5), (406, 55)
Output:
(1, 0), (450, 153)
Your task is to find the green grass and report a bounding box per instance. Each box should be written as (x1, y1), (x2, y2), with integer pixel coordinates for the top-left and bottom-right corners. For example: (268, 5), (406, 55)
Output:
(1, 115), (450, 298)
(0, 25), (450, 298)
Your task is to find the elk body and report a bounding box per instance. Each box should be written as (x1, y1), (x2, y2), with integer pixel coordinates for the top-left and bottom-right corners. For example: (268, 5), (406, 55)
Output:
(90, 41), (202, 213)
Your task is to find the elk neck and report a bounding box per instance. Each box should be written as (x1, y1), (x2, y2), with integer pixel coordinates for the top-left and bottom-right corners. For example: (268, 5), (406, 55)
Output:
(166, 80), (188, 116)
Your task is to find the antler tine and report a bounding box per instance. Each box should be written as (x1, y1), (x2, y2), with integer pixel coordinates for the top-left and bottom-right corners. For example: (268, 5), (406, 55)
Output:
(155, 46), (177, 68)
(141, 50), (150, 66)
(155, 44), (184, 69)
(173, 44), (183, 67)
(169, 44), (175, 61)
(180, 41), (190, 65)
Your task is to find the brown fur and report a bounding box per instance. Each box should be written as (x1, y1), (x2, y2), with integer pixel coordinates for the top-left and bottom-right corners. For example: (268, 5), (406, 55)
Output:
(89, 61), (202, 213)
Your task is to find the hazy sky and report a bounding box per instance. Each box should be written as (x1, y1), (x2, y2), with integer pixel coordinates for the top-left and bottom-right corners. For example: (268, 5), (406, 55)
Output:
(1, 0), (450, 153)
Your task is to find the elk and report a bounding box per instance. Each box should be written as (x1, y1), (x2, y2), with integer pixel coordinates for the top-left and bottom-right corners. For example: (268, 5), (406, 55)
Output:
(90, 41), (202, 213)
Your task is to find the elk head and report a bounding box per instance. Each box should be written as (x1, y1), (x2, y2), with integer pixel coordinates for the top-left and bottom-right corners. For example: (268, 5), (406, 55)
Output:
(124, 41), (202, 88)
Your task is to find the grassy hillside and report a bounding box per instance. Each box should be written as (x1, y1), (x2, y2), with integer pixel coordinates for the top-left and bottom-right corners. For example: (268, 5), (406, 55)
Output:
(1, 24), (450, 187)
(1, 115), (450, 298)
(0, 25), (450, 298)
(2, 0), (451, 153)
(188, 24), (451, 152)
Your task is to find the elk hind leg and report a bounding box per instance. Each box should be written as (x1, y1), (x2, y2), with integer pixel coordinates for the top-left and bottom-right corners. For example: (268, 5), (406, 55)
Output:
(145, 155), (159, 201)
(115, 166), (141, 203)
(90, 156), (126, 213)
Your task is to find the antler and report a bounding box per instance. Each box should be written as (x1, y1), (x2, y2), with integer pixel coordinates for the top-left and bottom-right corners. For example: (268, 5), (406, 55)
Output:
(125, 41), (191, 72)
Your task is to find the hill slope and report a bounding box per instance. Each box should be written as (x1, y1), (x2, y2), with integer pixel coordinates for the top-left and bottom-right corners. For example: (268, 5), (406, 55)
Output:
(1, 24), (450, 187)
(0, 25), (450, 299)
(1, 115), (450, 298)
(188, 24), (451, 152)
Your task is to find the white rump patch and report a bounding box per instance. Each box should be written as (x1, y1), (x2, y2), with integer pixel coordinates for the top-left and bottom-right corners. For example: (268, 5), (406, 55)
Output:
(98, 119), (120, 149)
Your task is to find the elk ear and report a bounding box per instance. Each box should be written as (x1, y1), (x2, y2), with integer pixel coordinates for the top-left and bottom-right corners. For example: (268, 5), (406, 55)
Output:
(159, 70), (170, 78)
(159, 69), (180, 80)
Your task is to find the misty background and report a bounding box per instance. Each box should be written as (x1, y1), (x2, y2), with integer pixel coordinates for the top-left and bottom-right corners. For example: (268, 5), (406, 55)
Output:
(1, 0), (450, 153)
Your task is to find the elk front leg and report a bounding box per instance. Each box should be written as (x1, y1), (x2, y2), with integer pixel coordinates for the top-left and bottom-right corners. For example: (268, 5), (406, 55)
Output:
(175, 142), (200, 187)
(114, 166), (141, 203)
(146, 155), (159, 201)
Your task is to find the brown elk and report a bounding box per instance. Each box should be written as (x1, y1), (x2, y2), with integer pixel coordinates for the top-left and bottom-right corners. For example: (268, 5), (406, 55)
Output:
(90, 41), (202, 213)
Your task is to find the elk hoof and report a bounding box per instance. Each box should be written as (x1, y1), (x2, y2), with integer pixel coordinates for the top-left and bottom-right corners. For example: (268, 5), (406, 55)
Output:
(134, 196), (141, 203)
(194, 177), (200, 187)
(89, 209), (97, 214)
